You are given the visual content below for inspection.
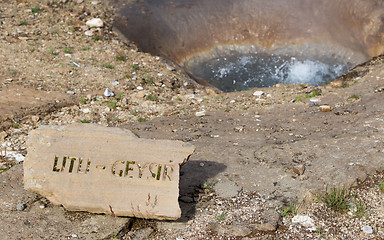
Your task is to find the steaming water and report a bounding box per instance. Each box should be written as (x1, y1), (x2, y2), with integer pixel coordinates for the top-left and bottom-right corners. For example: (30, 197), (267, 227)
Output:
(190, 53), (350, 92)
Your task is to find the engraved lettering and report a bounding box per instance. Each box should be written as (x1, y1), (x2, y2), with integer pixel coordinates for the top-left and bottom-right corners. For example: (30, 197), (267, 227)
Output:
(69, 157), (76, 173)
(53, 156), (60, 172)
(111, 161), (125, 177)
(137, 163), (149, 178)
(124, 161), (135, 178)
(163, 164), (174, 181)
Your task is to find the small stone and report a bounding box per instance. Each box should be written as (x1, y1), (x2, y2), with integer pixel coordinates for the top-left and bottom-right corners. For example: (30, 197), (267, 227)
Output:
(299, 175), (309, 181)
(0, 131), (7, 140)
(205, 88), (217, 95)
(86, 18), (103, 28)
(66, 91), (76, 95)
(82, 108), (90, 114)
(104, 88), (114, 97)
(292, 215), (316, 231)
(293, 165), (305, 175)
(16, 203), (26, 211)
(195, 111), (206, 117)
(362, 225), (373, 234)
(329, 80), (343, 88)
(137, 86), (144, 90)
(319, 105), (331, 112)
(199, 162), (204, 167)
(230, 100), (236, 103)
(112, 81), (119, 86)
(310, 98), (320, 106)
(253, 91), (265, 97)
(71, 234), (78, 238)
(84, 30), (94, 36)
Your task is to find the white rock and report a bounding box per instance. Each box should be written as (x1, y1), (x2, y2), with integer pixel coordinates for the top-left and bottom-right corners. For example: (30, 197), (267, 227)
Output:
(137, 86), (144, 90)
(112, 81), (119, 86)
(230, 100), (236, 103)
(195, 111), (206, 117)
(84, 30), (94, 36)
(86, 18), (103, 28)
(5, 151), (25, 162)
(362, 225), (373, 234)
(82, 108), (90, 114)
(253, 91), (265, 97)
(292, 215), (316, 231)
(104, 88), (114, 97)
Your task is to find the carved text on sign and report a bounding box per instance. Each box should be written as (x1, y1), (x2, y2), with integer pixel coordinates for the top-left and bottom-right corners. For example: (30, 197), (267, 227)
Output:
(52, 156), (175, 181)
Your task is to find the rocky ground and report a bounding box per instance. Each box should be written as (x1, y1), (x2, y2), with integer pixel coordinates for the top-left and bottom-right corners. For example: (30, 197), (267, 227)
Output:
(1, 0), (384, 239)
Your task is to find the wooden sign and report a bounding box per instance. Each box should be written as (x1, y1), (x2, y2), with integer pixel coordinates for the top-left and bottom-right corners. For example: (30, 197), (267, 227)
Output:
(24, 124), (195, 220)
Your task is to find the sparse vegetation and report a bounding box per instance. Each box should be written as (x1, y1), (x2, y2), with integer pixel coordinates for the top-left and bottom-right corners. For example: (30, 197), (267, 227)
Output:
(295, 96), (302, 102)
(348, 94), (360, 101)
(115, 55), (127, 61)
(305, 89), (321, 99)
(105, 100), (117, 109)
(217, 211), (227, 221)
(31, 7), (42, 13)
(124, 74), (131, 78)
(19, 20), (28, 26)
(279, 202), (298, 217)
(379, 182), (384, 192)
(104, 63), (114, 69)
(145, 76), (154, 84)
(48, 49), (58, 55)
(80, 98), (86, 104)
(137, 117), (148, 122)
(13, 123), (19, 129)
(352, 197), (366, 218)
(145, 94), (156, 101)
(64, 48), (72, 54)
(317, 185), (351, 212)
(131, 64), (140, 71)
(92, 35), (101, 41)
(80, 120), (90, 123)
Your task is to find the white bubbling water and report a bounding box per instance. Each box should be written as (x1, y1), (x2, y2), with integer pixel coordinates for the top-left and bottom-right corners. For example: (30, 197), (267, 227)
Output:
(281, 58), (346, 85)
(190, 53), (350, 92)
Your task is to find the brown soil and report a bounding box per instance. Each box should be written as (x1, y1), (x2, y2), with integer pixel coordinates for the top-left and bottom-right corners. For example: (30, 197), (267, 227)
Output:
(0, 0), (384, 239)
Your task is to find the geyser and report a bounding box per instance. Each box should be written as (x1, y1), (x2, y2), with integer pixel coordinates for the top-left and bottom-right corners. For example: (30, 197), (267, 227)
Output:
(114, 0), (384, 92)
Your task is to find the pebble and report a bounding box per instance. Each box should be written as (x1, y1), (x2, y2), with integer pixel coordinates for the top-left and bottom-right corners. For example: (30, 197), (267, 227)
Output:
(195, 111), (206, 117)
(253, 91), (265, 97)
(66, 91), (75, 95)
(84, 30), (94, 36)
(292, 215), (316, 231)
(292, 164), (305, 175)
(310, 98), (320, 106)
(230, 100), (236, 103)
(362, 225), (373, 234)
(319, 105), (331, 112)
(82, 108), (90, 114)
(16, 203), (26, 211)
(86, 18), (103, 28)
(112, 81), (119, 86)
(6, 151), (25, 162)
(104, 88), (114, 97)
(137, 86), (144, 90)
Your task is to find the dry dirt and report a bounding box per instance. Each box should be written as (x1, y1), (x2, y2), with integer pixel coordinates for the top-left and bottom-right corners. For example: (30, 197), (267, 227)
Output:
(0, 0), (384, 239)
